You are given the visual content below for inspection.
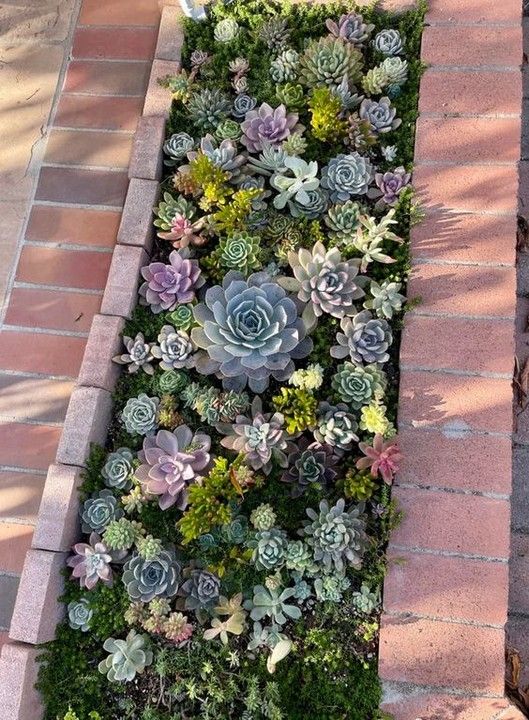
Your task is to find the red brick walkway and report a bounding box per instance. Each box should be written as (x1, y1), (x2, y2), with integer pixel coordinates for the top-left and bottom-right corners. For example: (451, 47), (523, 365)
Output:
(0, 0), (163, 654)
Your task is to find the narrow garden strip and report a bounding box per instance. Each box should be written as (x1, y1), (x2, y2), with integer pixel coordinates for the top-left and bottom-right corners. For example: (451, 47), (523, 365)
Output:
(37, 3), (424, 718)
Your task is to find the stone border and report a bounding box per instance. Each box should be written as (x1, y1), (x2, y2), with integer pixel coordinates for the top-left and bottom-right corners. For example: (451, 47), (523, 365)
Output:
(0, 3), (524, 719)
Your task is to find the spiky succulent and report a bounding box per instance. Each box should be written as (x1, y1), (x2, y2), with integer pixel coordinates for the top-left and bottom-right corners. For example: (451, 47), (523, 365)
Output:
(259, 17), (291, 51)
(180, 569), (221, 611)
(102, 447), (134, 490)
(139, 249), (204, 314)
(214, 18), (239, 43)
(331, 310), (393, 365)
(250, 528), (288, 570)
(365, 280), (406, 319)
(357, 433), (402, 484)
(270, 49), (300, 83)
(314, 402), (359, 451)
(282, 438), (339, 497)
(191, 271), (312, 393)
(188, 88), (231, 132)
(68, 598), (93, 632)
(113, 333), (157, 375)
(241, 103), (300, 154)
(121, 394), (159, 436)
(321, 153), (373, 202)
(67, 532), (113, 590)
(324, 201), (362, 242)
(331, 362), (386, 409)
(373, 29), (404, 56)
(300, 36), (363, 89)
(280, 241), (365, 330)
(122, 550), (181, 603)
(98, 630), (153, 682)
(244, 585), (301, 625)
(218, 397), (290, 474)
(136, 426), (211, 511)
(301, 498), (367, 573)
(163, 132), (194, 166)
(325, 12), (374, 47)
(151, 325), (195, 371)
(270, 156), (319, 211)
(81, 489), (123, 534)
(250, 503), (277, 531)
(359, 97), (400, 134)
(217, 231), (261, 274)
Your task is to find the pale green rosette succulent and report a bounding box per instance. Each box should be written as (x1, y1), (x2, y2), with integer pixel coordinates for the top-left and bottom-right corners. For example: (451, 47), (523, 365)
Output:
(373, 29), (404, 56)
(163, 132), (194, 166)
(364, 280), (406, 319)
(102, 447), (134, 490)
(67, 598), (92, 632)
(214, 17), (239, 43)
(314, 401), (359, 451)
(121, 394), (159, 436)
(218, 232), (261, 275)
(98, 630), (153, 682)
(81, 489), (123, 534)
(250, 528), (288, 571)
(300, 36), (363, 88)
(270, 49), (300, 83)
(324, 201), (363, 243)
(331, 362), (386, 409)
(187, 89), (231, 132)
(270, 156), (319, 210)
(244, 585), (301, 625)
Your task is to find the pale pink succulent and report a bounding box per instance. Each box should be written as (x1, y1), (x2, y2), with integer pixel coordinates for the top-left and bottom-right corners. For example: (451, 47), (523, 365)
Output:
(241, 102), (300, 153)
(356, 433), (401, 485)
(67, 532), (113, 589)
(158, 214), (207, 249)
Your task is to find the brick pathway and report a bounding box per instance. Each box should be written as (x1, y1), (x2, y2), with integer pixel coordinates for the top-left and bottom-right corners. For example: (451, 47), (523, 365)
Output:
(0, 0), (162, 653)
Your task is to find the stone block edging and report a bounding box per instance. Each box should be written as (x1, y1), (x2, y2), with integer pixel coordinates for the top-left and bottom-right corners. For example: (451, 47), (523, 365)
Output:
(0, 2), (524, 719)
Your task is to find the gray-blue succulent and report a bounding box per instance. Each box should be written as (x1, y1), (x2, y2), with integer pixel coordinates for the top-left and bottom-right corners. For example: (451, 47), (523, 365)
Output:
(67, 598), (93, 631)
(102, 447), (134, 490)
(321, 152), (373, 201)
(81, 489), (123, 534)
(249, 528), (288, 570)
(122, 550), (181, 603)
(314, 402), (359, 450)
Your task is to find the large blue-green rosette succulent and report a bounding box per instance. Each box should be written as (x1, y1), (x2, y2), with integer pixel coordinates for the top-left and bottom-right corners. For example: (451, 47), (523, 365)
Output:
(191, 271), (313, 393)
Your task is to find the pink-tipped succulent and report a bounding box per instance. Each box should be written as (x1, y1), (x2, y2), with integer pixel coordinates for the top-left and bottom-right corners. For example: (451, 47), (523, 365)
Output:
(158, 214), (207, 249)
(356, 433), (401, 485)
(67, 532), (113, 589)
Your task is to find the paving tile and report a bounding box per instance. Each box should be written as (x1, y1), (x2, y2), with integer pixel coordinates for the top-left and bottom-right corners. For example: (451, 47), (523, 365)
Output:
(419, 69), (522, 116)
(0, 574), (19, 629)
(0, 643), (42, 719)
(79, 0), (160, 25)
(421, 26), (522, 67)
(381, 689), (512, 720)
(72, 27), (157, 60)
(5, 287), (101, 333)
(0, 375), (73, 424)
(384, 549), (508, 625)
(407, 262), (516, 318)
(0, 524), (33, 573)
(396, 429), (512, 495)
(415, 117), (521, 163)
(0, 200), (27, 310)
(26, 205), (120, 247)
(32, 464), (82, 552)
(0, 331), (85, 377)
(54, 94), (144, 131)
(44, 129), (133, 168)
(16, 245), (111, 291)
(399, 370), (513, 434)
(64, 60), (151, 96)
(390, 486), (510, 559)
(35, 167), (128, 207)
(426, 0), (521, 22)
(410, 211), (517, 266)
(0, 423), (62, 471)
(0, 0), (75, 42)
(0, 471), (46, 523)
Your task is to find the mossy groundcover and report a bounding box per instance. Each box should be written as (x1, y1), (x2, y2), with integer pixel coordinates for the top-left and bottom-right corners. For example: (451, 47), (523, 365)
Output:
(38, 2), (424, 719)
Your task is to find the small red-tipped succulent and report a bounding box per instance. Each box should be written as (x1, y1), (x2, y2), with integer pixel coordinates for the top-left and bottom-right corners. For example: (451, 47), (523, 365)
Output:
(356, 433), (401, 485)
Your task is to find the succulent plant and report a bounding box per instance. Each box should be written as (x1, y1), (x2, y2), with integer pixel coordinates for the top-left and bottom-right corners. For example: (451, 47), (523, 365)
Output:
(218, 397), (290, 474)
(103, 518), (140, 552)
(352, 583), (380, 614)
(259, 17), (291, 51)
(245, 585), (301, 625)
(375, 166), (411, 205)
(189, 134), (246, 178)
(221, 515), (249, 545)
(288, 188), (329, 220)
(163, 132), (194, 166)
(314, 402), (359, 451)
(191, 271), (312, 393)
(313, 573), (351, 602)
(248, 144), (289, 176)
(136, 426), (211, 511)
(241, 103), (300, 154)
(136, 535), (163, 561)
(382, 144), (398, 162)
(154, 193), (195, 234)
(357, 433), (402, 484)
(331, 310), (393, 365)
(381, 57), (408, 86)
(359, 402), (391, 435)
(151, 325), (195, 371)
(300, 36), (363, 89)
(190, 49), (210, 69)
(284, 540), (314, 573)
(157, 370), (188, 395)
(81, 489), (123, 534)
(164, 611), (194, 644)
(324, 200), (362, 242)
(67, 532), (114, 590)
(301, 498), (367, 573)
(289, 363), (324, 391)
(121, 394), (159, 436)
(98, 630), (153, 682)
(364, 280), (406, 319)
(344, 468), (377, 501)
(250, 503), (277, 531)
(217, 231), (261, 274)
(188, 88), (231, 132)
(321, 153), (373, 202)
(102, 447), (134, 490)
(215, 119), (242, 142)
(270, 49), (300, 83)
(232, 94), (257, 119)
(331, 362), (386, 409)
(275, 82), (304, 110)
(270, 156), (319, 210)
(325, 12), (374, 47)
(345, 113), (378, 152)
(113, 333), (157, 375)
(282, 438), (339, 497)
(373, 29), (404, 56)
(361, 66), (389, 95)
(68, 598), (93, 631)
(139, 249), (204, 314)
(180, 569), (221, 611)
(214, 17), (239, 43)
(359, 97), (400, 134)
(123, 550), (181, 602)
(248, 528), (286, 571)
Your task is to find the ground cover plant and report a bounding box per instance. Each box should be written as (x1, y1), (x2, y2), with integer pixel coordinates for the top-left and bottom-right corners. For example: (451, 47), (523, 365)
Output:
(38, 2), (424, 718)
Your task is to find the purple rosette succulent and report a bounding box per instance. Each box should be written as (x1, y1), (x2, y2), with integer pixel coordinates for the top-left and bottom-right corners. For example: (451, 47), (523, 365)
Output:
(139, 249), (204, 314)
(241, 102), (300, 153)
(67, 532), (114, 590)
(281, 437), (339, 496)
(136, 426), (211, 511)
(374, 166), (411, 206)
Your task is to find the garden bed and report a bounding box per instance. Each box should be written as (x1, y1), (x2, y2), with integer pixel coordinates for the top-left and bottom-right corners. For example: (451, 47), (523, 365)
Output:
(36, 2), (425, 719)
